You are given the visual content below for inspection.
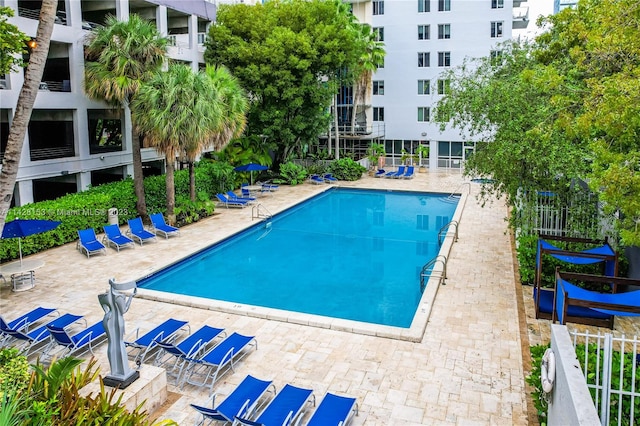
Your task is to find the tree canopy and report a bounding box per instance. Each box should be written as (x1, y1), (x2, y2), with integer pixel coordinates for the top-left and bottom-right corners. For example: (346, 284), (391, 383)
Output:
(0, 7), (29, 74)
(204, 0), (366, 165)
(435, 0), (640, 245)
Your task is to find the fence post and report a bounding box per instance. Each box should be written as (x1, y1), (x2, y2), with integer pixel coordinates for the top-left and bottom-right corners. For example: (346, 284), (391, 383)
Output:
(600, 333), (612, 426)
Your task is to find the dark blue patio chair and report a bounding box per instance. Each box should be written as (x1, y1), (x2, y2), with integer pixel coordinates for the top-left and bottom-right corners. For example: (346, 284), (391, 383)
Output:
(235, 383), (314, 426)
(150, 213), (180, 239)
(306, 392), (358, 426)
(102, 224), (135, 252)
(126, 318), (190, 365)
(190, 375), (275, 425)
(77, 228), (107, 258)
(127, 217), (157, 245)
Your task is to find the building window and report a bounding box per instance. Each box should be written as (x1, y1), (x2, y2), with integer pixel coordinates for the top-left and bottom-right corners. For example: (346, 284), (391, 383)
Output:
(437, 79), (450, 95)
(492, 0), (504, 8)
(418, 79), (430, 95)
(373, 80), (384, 95)
(418, 25), (430, 40)
(373, 27), (384, 42)
(418, 52), (430, 67)
(88, 109), (124, 154)
(373, 0), (384, 15)
(438, 0), (451, 12)
(438, 51), (450, 67)
(491, 21), (503, 38)
(438, 24), (450, 39)
(373, 107), (384, 121)
(490, 50), (503, 66)
(418, 107), (430, 122)
(418, 0), (430, 13)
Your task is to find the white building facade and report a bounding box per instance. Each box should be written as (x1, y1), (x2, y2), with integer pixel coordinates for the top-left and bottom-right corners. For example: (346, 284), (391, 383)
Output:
(0, 0), (215, 206)
(370, 0), (528, 169)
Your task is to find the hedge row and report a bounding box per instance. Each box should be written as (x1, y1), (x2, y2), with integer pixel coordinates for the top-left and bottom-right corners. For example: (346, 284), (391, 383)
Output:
(1, 161), (235, 262)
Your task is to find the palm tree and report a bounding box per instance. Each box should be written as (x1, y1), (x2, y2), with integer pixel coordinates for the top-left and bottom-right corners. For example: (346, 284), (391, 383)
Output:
(180, 65), (248, 201)
(132, 64), (232, 222)
(350, 24), (385, 135)
(0, 0), (57, 232)
(84, 14), (167, 221)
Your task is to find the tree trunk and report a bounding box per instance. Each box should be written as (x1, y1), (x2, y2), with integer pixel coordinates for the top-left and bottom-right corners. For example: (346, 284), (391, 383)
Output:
(189, 161), (196, 202)
(0, 0), (58, 234)
(165, 155), (176, 225)
(133, 131), (148, 221)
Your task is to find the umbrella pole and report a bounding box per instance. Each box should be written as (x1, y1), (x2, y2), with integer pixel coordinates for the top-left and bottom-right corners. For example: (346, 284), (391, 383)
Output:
(19, 237), (23, 265)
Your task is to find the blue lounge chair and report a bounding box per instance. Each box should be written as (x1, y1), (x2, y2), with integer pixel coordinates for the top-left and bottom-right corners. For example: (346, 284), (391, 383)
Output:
(5, 313), (84, 357)
(235, 383), (315, 426)
(181, 332), (257, 392)
(389, 165), (406, 178)
(241, 187), (258, 199)
(154, 325), (226, 384)
(127, 217), (157, 245)
(374, 169), (386, 178)
(125, 318), (190, 365)
(0, 307), (57, 345)
(77, 228), (107, 258)
(150, 213), (180, 239)
(383, 166), (405, 178)
(190, 375), (275, 425)
(402, 165), (415, 179)
(309, 175), (325, 185)
(44, 320), (106, 358)
(103, 224), (135, 252)
(226, 191), (256, 204)
(259, 181), (279, 192)
(216, 193), (249, 208)
(306, 392), (358, 426)
(323, 173), (338, 182)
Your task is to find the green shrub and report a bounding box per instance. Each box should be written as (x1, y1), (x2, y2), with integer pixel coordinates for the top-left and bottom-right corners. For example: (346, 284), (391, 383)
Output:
(525, 343), (550, 425)
(326, 158), (366, 181)
(0, 161), (235, 262)
(279, 162), (308, 185)
(0, 353), (179, 425)
(0, 348), (30, 399)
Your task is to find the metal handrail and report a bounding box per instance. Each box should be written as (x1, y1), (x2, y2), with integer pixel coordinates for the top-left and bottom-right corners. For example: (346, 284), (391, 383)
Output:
(437, 220), (459, 246)
(420, 254), (447, 292)
(251, 204), (273, 221)
(448, 182), (471, 198)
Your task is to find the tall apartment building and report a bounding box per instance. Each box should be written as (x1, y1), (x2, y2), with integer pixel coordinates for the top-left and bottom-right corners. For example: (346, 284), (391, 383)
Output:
(0, 0), (215, 207)
(369, 0), (529, 170)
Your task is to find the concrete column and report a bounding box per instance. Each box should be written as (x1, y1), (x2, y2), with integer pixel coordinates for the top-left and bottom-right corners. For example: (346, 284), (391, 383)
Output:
(78, 171), (92, 191)
(189, 15), (199, 70)
(156, 5), (168, 36)
(16, 180), (34, 206)
(116, 0), (130, 21)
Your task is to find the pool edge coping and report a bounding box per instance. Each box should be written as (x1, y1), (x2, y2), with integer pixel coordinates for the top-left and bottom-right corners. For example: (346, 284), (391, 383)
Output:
(135, 186), (468, 343)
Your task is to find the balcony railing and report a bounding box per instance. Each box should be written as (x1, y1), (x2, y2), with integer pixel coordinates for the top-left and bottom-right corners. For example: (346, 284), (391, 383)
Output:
(513, 6), (529, 21)
(30, 146), (75, 161)
(39, 80), (71, 92)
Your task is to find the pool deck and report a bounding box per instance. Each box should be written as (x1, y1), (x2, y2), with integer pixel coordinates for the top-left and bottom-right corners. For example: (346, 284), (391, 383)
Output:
(3, 170), (638, 425)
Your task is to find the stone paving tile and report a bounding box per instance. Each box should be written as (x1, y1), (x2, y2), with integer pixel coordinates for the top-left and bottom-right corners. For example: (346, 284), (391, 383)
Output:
(1, 171), (543, 425)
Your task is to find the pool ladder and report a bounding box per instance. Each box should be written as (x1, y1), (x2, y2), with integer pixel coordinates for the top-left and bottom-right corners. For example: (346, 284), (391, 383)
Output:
(252, 204), (272, 221)
(420, 255), (447, 293)
(442, 182), (470, 203)
(437, 220), (459, 246)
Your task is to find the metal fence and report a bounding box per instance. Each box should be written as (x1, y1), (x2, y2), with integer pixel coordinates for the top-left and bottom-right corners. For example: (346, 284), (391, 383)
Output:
(570, 329), (640, 425)
(515, 185), (618, 246)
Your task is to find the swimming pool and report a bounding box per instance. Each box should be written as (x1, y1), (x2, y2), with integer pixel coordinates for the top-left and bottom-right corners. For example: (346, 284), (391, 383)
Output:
(139, 188), (459, 329)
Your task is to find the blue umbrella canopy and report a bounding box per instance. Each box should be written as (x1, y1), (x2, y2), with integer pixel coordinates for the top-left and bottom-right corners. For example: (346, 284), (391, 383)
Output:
(2, 219), (61, 264)
(233, 163), (268, 172)
(233, 163), (269, 185)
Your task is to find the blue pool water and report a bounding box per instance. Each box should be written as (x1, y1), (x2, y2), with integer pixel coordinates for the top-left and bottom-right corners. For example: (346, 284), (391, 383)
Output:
(139, 188), (458, 327)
